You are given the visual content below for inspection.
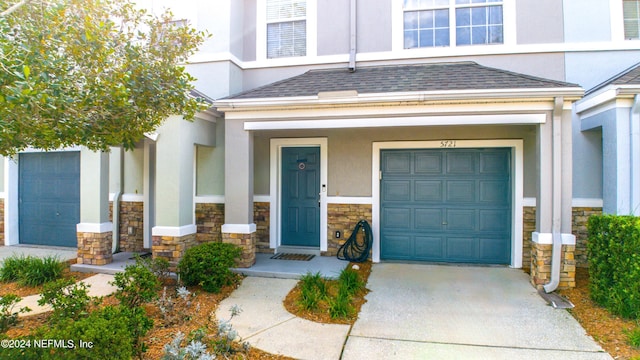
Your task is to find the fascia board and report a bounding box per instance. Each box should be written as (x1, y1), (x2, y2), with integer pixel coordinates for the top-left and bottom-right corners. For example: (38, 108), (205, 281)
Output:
(215, 88), (583, 111)
(577, 86), (640, 114)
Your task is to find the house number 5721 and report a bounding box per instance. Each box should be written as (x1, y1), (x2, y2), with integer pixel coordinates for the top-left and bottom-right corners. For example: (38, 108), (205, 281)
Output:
(440, 140), (456, 148)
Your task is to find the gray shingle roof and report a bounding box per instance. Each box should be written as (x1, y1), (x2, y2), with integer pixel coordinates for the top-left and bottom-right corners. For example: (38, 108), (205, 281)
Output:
(586, 62), (640, 95)
(227, 62), (579, 100)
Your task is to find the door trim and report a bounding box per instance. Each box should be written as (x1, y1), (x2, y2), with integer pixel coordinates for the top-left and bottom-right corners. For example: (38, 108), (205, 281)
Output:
(372, 139), (524, 268)
(270, 138), (328, 251)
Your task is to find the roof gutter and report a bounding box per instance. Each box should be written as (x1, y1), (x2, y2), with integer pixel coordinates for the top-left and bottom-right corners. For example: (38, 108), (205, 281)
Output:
(214, 88), (584, 111)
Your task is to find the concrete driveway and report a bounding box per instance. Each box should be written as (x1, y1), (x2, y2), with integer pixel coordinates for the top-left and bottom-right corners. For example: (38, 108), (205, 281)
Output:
(0, 245), (77, 263)
(342, 263), (612, 360)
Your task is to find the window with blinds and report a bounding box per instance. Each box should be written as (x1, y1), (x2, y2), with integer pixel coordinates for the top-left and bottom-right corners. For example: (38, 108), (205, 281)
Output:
(266, 0), (307, 58)
(624, 0), (640, 39)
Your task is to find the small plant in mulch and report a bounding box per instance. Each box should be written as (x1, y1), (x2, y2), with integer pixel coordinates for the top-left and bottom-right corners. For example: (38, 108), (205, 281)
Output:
(0, 294), (31, 332)
(288, 263), (371, 323)
(627, 324), (640, 348)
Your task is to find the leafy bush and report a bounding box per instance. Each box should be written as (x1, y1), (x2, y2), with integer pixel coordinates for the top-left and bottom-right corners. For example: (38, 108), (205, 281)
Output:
(178, 242), (242, 293)
(0, 255), (64, 286)
(111, 257), (160, 308)
(587, 215), (640, 318)
(0, 294), (31, 332)
(38, 278), (91, 323)
(338, 268), (365, 296)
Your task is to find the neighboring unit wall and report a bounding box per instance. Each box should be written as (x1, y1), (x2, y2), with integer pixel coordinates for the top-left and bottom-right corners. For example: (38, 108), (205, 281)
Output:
(522, 206), (536, 269)
(572, 207), (603, 267)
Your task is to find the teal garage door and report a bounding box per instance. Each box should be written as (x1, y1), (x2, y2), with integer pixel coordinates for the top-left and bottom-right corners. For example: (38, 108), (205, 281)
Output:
(380, 148), (511, 264)
(19, 152), (80, 247)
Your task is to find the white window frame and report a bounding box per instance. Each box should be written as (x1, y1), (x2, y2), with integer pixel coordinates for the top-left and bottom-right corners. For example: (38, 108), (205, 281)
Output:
(621, 0), (640, 40)
(392, 0), (515, 52)
(257, 0), (317, 62)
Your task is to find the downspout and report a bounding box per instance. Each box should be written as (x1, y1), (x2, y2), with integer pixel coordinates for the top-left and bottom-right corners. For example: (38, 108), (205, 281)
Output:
(544, 97), (564, 293)
(112, 148), (124, 254)
(348, 0), (357, 72)
(630, 94), (640, 215)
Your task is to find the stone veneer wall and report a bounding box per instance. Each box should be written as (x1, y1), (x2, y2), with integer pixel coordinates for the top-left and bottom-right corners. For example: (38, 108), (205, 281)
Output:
(0, 198), (4, 246)
(195, 202), (271, 253)
(530, 242), (576, 289)
(254, 202), (270, 253)
(222, 232), (256, 268)
(522, 206), (535, 270)
(77, 232), (113, 265)
(195, 203), (224, 243)
(325, 203), (372, 257)
(108, 201), (144, 252)
(152, 233), (197, 270)
(572, 207), (602, 268)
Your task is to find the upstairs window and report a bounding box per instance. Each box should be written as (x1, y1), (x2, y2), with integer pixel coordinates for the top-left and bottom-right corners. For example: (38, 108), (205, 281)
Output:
(266, 0), (306, 58)
(624, 0), (640, 39)
(403, 0), (503, 49)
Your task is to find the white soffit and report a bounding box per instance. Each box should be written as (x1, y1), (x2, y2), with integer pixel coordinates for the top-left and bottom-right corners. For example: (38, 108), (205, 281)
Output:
(244, 114), (546, 131)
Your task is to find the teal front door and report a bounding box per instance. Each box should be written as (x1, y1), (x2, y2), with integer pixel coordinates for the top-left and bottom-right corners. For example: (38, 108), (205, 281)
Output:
(281, 147), (321, 247)
(380, 148), (512, 264)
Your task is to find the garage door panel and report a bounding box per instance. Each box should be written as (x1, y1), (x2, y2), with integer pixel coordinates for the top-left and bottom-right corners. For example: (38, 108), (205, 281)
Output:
(381, 235), (413, 259)
(480, 152), (509, 174)
(415, 153), (442, 174)
(446, 152), (476, 174)
(480, 180), (509, 203)
(381, 148), (511, 265)
(415, 208), (443, 230)
(447, 180), (476, 202)
(384, 181), (411, 201)
(447, 237), (479, 260)
(479, 238), (510, 262)
(446, 209), (476, 231)
(19, 152), (80, 247)
(382, 207), (411, 230)
(383, 152), (411, 174)
(415, 180), (443, 202)
(479, 209), (510, 232)
(415, 236), (444, 259)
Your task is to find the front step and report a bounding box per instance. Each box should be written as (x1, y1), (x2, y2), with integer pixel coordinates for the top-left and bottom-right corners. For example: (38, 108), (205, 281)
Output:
(276, 246), (321, 256)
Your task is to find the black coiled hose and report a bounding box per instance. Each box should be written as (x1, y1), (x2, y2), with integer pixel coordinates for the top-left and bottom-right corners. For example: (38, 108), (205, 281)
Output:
(337, 220), (372, 263)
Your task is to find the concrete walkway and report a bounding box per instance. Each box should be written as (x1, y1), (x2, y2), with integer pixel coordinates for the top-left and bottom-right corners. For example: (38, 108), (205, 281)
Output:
(220, 263), (612, 360)
(16, 274), (117, 316)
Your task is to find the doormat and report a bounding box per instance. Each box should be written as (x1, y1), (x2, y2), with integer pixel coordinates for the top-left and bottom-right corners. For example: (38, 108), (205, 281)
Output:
(270, 253), (315, 261)
(129, 252), (152, 260)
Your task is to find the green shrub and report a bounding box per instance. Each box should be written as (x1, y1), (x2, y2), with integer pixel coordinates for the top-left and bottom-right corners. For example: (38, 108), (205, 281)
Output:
(0, 294), (31, 332)
(297, 272), (328, 311)
(111, 258), (160, 308)
(328, 287), (354, 319)
(38, 278), (91, 323)
(338, 268), (365, 296)
(0, 254), (30, 282)
(0, 255), (64, 286)
(587, 215), (640, 319)
(627, 325), (640, 348)
(178, 242), (242, 293)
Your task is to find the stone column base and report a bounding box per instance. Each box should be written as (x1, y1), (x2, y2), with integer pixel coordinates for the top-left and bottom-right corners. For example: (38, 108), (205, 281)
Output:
(152, 233), (197, 271)
(221, 224), (256, 268)
(77, 231), (113, 265)
(530, 233), (576, 290)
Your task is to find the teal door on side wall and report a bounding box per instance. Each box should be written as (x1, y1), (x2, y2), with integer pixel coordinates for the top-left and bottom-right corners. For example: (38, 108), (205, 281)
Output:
(380, 148), (512, 264)
(19, 152), (80, 247)
(281, 147), (321, 247)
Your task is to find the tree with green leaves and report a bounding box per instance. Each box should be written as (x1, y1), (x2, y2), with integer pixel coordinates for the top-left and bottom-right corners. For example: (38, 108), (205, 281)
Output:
(0, 0), (208, 156)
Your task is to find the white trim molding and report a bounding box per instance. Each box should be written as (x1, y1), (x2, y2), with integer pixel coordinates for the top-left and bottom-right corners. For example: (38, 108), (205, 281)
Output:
(0, 192), (4, 199)
(327, 196), (373, 205)
(152, 224), (197, 237)
(270, 138), (328, 251)
(532, 232), (576, 246)
(221, 223), (257, 234)
(194, 195), (225, 204)
(572, 198), (604, 208)
(77, 222), (113, 234)
(109, 193), (144, 202)
(371, 139), (524, 268)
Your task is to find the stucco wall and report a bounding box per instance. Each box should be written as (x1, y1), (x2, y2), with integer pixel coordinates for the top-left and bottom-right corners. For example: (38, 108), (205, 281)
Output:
(0, 156), (4, 191)
(563, 0), (612, 43)
(196, 120), (225, 196)
(253, 124), (538, 197)
(516, 0), (564, 44)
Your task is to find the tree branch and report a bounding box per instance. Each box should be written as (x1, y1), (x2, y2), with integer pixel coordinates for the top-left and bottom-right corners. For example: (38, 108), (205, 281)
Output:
(1, 0), (32, 17)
